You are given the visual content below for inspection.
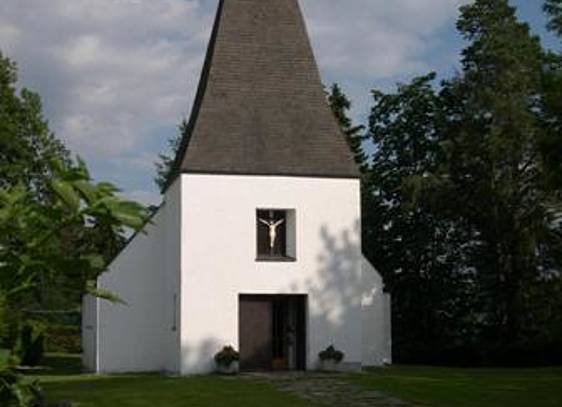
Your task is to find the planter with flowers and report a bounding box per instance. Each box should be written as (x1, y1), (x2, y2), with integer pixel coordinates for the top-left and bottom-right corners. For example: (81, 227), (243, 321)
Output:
(318, 345), (344, 372)
(214, 346), (240, 375)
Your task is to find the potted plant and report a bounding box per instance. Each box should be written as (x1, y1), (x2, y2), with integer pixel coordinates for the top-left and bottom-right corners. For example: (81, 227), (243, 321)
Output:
(318, 345), (344, 372)
(214, 346), (240, 375)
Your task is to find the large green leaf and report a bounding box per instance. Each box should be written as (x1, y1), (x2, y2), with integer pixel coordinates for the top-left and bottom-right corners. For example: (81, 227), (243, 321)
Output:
(82, 254), (105, 271)
(0, 349), (10, 368)
(96, 182), (120, 195)
(50, 179), (80, 212)
(73, 180), (97, 205)
(86, 282), (127, 305)
(102, 199), (147, 230)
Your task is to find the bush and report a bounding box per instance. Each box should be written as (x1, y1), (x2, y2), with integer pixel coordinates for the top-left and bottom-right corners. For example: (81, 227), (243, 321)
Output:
(1, 348), (72, 407)
(0, 348), (12, 367)
(0, 368), (41, 407)
(17, 323), (45, 367)
(214, 346), (240, 367)
(319, 345), (344, 363)
(30, 390), (73, 407)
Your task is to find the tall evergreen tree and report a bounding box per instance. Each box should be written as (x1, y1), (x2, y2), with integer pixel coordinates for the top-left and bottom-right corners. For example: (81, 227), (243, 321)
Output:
(327, 84), (368, 172)
(365, 74), (477, 362)
(544, 0), (562, 36)
(424, 0), (561, 349)
(541, 0), (562, 191)
(154, 120), (187, 193)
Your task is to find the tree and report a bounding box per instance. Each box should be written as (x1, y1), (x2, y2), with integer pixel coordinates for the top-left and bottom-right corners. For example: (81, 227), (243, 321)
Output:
(540, 2), (562, 361)
(541, 1), (562, 191)
(0, 158), (147, 405)
(327, 84), (368, 172)
(418, 0), (562, 353)
(360, 0), (562, 365)
(154, 120), (187, 193)
(365, 74), (477, 362)
(540, 55), (562, 191)
(0, 159), (147, 306)
(0, 51), (134, 323)
(0, 52), (148, 405)
(544, 0), (562, 36)
(0, 52), (70, 195)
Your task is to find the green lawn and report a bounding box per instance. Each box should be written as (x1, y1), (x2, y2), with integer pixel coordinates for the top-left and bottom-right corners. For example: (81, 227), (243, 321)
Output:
(31, 355), (562, 407)
(351, 365), (562, 407)
(40, 375), (323, 407)
(32, 355), (320, 407)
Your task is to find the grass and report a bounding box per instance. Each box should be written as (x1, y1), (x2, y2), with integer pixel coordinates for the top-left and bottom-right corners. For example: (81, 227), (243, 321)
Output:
(31, 355), (320, 407)
(351, 365), (562, 407)
(30, 355), (562, 406)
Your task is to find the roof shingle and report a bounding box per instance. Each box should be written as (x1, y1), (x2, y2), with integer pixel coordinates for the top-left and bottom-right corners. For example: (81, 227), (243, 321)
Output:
(173, 0), (359, 179)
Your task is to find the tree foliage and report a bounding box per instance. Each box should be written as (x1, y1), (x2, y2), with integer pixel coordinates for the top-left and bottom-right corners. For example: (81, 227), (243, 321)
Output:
(544, 0), (562, 36)
(0, 52), (69, 196)
(0, 52), (148, 405)
(432, 0), (555, 344)
(154, 120), (187, 193)
(366, 74), (479, 362)
(0, 52), (147, 316)
(541, 0), (562, 192)
(0, 159), (147, 311)
(327, 84), (368, 172)
(360, 0), (562, 364)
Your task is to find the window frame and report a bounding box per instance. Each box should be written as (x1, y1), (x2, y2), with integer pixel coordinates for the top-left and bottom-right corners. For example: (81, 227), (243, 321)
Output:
(255, 208), (296, 262)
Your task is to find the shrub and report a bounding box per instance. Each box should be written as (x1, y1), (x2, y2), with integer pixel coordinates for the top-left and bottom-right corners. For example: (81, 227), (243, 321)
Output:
(319, 345), (344, 363)
(214, 346), (240, 367)
(0, 349), (41, 407)
(0, 349), (12, 367)
(0, 369), (39, 407)
(18, 323), (45, 367)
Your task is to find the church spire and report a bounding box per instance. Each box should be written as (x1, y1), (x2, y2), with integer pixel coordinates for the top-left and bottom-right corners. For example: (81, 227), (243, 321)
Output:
(173, 0), (359, 179)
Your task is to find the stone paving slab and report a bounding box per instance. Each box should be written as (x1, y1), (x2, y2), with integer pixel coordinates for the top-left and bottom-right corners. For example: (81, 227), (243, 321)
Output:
(247, 372), (410, 407)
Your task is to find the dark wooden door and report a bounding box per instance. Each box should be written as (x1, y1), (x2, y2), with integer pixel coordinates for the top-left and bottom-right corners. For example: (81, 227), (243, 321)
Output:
(239, 296), (273, 371)
(295, 296), (307, 370)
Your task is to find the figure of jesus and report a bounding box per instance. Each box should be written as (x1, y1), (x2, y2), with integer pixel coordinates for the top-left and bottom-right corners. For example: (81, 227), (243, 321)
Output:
(259, 217), (285, 249)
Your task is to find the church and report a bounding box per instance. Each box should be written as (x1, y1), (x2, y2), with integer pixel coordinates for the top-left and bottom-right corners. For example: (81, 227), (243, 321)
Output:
(82, 0), (391, 375)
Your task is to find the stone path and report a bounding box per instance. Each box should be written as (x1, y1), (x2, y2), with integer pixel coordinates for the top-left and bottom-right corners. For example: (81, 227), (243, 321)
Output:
(249, 372), (410, 407)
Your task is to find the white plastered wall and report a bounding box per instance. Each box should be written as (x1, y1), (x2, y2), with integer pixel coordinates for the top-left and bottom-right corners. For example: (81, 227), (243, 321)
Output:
(95, 179), (181, 374)
(179, 174), (372, 374)
(361, 257), (392, 366)
(81, 294), (98, 372)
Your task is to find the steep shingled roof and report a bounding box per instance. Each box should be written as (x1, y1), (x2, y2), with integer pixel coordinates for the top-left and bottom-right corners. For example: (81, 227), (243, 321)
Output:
(172, 0), (359, 179)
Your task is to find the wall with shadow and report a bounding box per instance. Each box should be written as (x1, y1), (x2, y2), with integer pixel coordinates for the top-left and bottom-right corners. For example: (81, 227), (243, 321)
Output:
(175, 175), (391, 374)
(89, 175), (392, 375)
(361, 256), (392, 365)
(177, 220), (391, 374)
(304, 223), (363, 369)
(93, 179), (181, 374)
(305, 220), (391, 369)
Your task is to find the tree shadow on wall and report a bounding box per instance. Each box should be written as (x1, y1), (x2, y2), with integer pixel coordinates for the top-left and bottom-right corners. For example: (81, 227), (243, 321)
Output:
(309, 222), (362, 325)
(178, 220), (388, 373)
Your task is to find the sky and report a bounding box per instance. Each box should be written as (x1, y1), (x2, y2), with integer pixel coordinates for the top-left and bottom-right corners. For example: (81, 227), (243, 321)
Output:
(0, 0), (557, 206)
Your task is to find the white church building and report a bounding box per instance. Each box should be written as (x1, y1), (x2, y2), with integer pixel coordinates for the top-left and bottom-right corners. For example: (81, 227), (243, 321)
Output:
(82, 0), (391, 375)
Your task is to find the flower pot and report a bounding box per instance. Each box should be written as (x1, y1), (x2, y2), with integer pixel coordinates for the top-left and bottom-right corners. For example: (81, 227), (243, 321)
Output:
(216, 360), (239, 375)
(318, 359), (342, 372)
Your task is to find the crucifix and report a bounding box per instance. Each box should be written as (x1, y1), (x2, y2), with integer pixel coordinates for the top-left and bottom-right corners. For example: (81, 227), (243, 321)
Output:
(259, 212), (285, 252)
